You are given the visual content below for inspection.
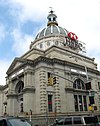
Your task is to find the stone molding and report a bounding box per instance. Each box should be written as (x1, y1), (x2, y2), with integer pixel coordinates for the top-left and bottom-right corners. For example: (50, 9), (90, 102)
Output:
(23, 86), (35, 93)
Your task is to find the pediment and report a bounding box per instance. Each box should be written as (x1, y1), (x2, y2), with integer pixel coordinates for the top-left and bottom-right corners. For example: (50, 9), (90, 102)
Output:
(6, 57), (26, 75)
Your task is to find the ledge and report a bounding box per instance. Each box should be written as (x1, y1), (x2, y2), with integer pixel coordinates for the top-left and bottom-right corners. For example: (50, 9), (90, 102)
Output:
(65, 87), (88, 93)
(7, 93), (18, 98)
(23, 86), (35, 93)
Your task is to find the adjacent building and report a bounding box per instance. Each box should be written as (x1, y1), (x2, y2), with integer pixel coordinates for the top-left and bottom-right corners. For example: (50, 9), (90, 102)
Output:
(0, 10), (100, 117)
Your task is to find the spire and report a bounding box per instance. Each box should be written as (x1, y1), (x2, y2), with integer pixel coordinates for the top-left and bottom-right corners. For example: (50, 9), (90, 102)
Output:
(47, 8), (58, 26)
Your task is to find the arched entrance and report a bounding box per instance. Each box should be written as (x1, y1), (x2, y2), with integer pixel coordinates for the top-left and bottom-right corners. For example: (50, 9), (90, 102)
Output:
(15, 81), (24, 113)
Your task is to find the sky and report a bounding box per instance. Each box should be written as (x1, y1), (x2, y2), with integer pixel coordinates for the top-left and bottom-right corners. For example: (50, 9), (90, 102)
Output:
(0, 0), (100, 85)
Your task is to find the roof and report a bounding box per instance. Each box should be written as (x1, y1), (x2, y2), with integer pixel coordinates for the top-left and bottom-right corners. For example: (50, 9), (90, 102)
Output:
(35, 25), (68, 40)
(35, 10), (68, 40)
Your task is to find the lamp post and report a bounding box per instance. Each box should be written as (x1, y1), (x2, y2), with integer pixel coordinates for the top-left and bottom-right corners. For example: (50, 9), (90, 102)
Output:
(29, 109), (32, 122)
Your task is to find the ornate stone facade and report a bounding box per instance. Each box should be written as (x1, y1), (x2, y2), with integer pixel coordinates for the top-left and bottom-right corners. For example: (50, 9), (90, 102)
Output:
(0, 10), (100, 117)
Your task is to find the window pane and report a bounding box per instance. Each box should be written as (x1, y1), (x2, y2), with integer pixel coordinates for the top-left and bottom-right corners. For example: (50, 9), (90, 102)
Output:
(74, 95), (79, 111)
(48, 95), (52, 112)
(79, 95), (83, 111)
(73, 117), (82, 124)
(73, 81), (76, 88)
(98, 82), (100, 90)
(77, 79), (81, 89)
(84, 116), (98, 124)
(82, 81), (85, 89)
(64, 118), (72, 125)
(83, 96), (87, 111)
(8, 119), (31, 126)
(73, 79), (85, 90)
(0, 120), (5, 126)
(40, 43), (43, 48)
(57, 119), (64, 125)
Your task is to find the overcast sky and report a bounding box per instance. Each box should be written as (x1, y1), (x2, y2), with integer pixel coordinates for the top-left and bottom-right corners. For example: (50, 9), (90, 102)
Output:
(0, 0), (100, 85)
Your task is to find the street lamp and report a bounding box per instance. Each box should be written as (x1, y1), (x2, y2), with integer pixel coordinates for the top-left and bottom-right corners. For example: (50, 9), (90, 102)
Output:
(29, 109), (32, 121)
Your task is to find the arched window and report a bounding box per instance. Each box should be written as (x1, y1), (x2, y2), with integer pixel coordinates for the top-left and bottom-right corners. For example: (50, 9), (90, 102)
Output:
(73, 79), (87, 111)
(73, 79), (85, 90)
(15, 81), (24, 94)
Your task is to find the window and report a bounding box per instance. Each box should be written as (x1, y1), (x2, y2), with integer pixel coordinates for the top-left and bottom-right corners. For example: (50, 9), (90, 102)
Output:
(55, 41), (59, 45)
(74, 95), (79, 111)
(8, 118), (31, 126)
(47, 41), (50, 46)
(79, 95), (83, 111)
(83, 96), (87, 111)
(53, 17), (55, 21)
(48, 95), (53, 112)
(49, 18), (51, 21)
(64, 118), (72, 125)
(57, 118), (64, 125)
(0, 120), (6, 126)
(98, 82), (100, 90)
(73, 79), (88, 112)
(73, 79), (85, 90)
(84, 116), (98, 124)
(73, 117), (82, 124)
(16, 81), (24, 94)
(40, 43), (43, 48)
(74, 95), (87, 112)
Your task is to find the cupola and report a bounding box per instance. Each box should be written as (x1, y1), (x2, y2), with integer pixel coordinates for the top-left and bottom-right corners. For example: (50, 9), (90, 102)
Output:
(47, 10), (58, 26)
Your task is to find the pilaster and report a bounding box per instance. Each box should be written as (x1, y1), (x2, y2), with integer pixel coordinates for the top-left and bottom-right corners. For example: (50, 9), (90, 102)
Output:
(7, 93), (18, 116)
(24, 67), (34, 87)
(39, 70), (47, 113)
(54, 71), (61, 113)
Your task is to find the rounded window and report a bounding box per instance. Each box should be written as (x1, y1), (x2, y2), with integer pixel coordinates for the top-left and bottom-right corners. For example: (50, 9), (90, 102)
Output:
(73, 79), (85, 90)
(47, 41), (50, 46)
(15, 81), (24, 94)
(40, 43), (43, 48)
(55, 41), (59, 45)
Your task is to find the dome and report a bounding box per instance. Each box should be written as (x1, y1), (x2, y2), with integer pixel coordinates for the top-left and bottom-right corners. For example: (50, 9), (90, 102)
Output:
(35, 25), (68, 40)
(30, 9), (85, 53)
(35, 10), (68, 40)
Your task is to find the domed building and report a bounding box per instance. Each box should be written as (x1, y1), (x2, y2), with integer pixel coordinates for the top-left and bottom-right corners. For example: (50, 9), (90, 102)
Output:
(30, 10), (85, 53)
(0, 10), (100, 121)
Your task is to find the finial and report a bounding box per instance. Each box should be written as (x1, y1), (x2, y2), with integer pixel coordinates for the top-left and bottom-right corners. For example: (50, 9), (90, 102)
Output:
(47, 7), (58, 26)
(49, 7), (54, 14)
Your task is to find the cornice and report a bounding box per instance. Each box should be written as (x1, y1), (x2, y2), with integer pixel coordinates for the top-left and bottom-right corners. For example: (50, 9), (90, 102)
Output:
(7, 93), (18, 98)
(35, 56), (100, 75)
(7, 55), (100, 77)
(6, 58), (34, 75)
(0, 84), (8, 90)
(23, 86), (35, 93)
(65, 87), (88, 94)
